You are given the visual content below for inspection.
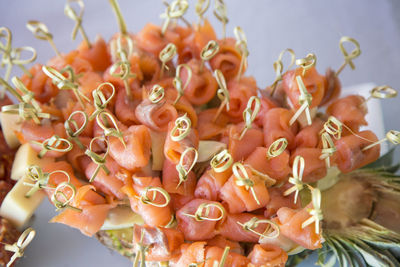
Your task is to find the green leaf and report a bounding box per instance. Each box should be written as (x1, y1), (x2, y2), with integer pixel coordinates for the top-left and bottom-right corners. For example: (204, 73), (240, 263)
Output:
(286, 249), (313, 266)
(363, 148), (399, 173)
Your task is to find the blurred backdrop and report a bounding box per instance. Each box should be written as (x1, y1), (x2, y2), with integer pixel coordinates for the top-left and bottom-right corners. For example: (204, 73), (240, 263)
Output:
(0, 0), (399, 266)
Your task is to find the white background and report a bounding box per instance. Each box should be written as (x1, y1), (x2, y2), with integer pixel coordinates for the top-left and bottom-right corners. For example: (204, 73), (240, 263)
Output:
(0, 0), (399, 266)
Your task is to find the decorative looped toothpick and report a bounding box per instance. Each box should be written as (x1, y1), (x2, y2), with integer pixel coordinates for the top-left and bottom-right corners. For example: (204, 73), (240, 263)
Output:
(237, 217), (280, 241)
(321, 116), (343, 140)
(213, 0), (228, 40)
(108, 0), (128, 35)
(161, 0), (190, 35)
(213, 246), (230, 267)
(96, 111), (126, 147)
(85, 136), (110, 182)
(10, 76), (41, 111)
(176, 147), (198, 188)
(295, 53), (316, 76)
(183, 202), (226, 222)
(238, 96), (260, 140)
(364, 85), (397, 104)
(200, 40), (219, 72)
(109, 37), (136, 100)
(51, 181), (82, 212)
(89, 82), (115, 121)
(170, 113), (192, 141)
(284, 155), (305, 204)
(26, 21), (60, 57)
(148, 84), (165, 104)
(302, 185), (323, 234)
(362, 130), (400, 151)
(32, 135), (73, 158)
(234, 26), (249, 81)
(1, 102), (50, 124)
(159, 43), (177, 78)
(270, 48), (296, 95)
(232, 162), (260, 205)
(267, 138), (288, 159)
(210, 149), (233, 173)
(3, 228), (36, 267)
(0, 27), (37, 87)
(64, 110), (88, 149)
(335, 36), (361, 76)
(132, 228), (148, 267)
(289, 75), (313, 126)
(23, 165), (51, 197)
(212, 69), (230, 122)
(138, 186), (171, 208)
(65, 0), (91, 47)
(42, 65), (90, 108)
(195, 0), (210, 25)
(319, 132), (336, 168)
(173, 64), (192, 105)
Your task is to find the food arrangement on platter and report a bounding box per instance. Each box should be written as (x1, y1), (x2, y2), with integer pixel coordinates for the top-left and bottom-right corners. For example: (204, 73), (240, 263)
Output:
(0, 0), (399, 266)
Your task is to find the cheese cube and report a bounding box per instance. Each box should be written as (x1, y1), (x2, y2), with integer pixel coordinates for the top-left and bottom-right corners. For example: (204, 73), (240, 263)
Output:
(0, 174), (45, 229)
(11, 143), (54, 181)
(0, 112), (22, 149)
(101, 206), (144, 230)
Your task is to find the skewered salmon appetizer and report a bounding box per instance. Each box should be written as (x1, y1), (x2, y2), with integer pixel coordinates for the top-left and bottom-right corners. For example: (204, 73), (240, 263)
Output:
(0, 1), (398, 267)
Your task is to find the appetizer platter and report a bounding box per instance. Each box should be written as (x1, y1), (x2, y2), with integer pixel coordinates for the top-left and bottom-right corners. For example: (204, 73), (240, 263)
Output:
(0, 0), (399, 266)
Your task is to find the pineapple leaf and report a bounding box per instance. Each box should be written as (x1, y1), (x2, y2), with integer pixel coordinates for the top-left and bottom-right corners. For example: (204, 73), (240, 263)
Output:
(322, 219), (400, 267)
(363, 148), (399, 173)
(286, 249), (313, 266)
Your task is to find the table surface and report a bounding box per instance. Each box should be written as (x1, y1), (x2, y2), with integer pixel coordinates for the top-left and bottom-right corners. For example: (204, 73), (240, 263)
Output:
(1, 0), (399, 266)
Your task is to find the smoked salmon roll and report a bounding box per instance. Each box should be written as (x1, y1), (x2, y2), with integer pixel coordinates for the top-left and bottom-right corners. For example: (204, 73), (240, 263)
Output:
(326, 95), (368, 132)
(290, 147), (327, 183)
(263, 108), (298, 150)
(248, 244), (288, 267)
(135, 99), (178, 132)
(180, 59), (218, 106)
(135, 23), (181, 57)
(176, 199), (225, 241)
(320, 68), (341, 106)
(294, 117), (324, 148)
(20, 64), (59, 103)
(282, 66), (326, 109)
(77, 36), (112, 72)
(224, 77), (258, 122)
(126, 177), (174, 227)
(334, 130), (380, 173)
(109, 124), (152, 170)
(210, 38), (243, 81)
(132, 224), (184, 262)
(276, 204), (323, 250)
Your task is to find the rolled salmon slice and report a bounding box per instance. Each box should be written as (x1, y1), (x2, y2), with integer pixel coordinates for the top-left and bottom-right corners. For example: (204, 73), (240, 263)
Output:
(176, 198), (224, 241)
(326, 94), (368, 132)
(210, 38), (243, 81)
(109, 124), (152, 170)
(282, 66), (325, 109)
(132, 224), (184, 262)
(248, 244), (288, 267)
(135, 99), (178, 132)
(77, 36), (112, 72)
(180, 59), (218, 106)
(276, 204), (323, 250)
(334, 130), (380, 173)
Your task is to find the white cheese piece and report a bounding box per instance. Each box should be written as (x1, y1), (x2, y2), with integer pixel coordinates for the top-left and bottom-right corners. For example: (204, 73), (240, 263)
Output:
(0, 112), (22, 149)
(198, 140), (227, 162)
(11, 143), (54, 181)
(101, 206), (144, 230)
(0, 174), (45, 229)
